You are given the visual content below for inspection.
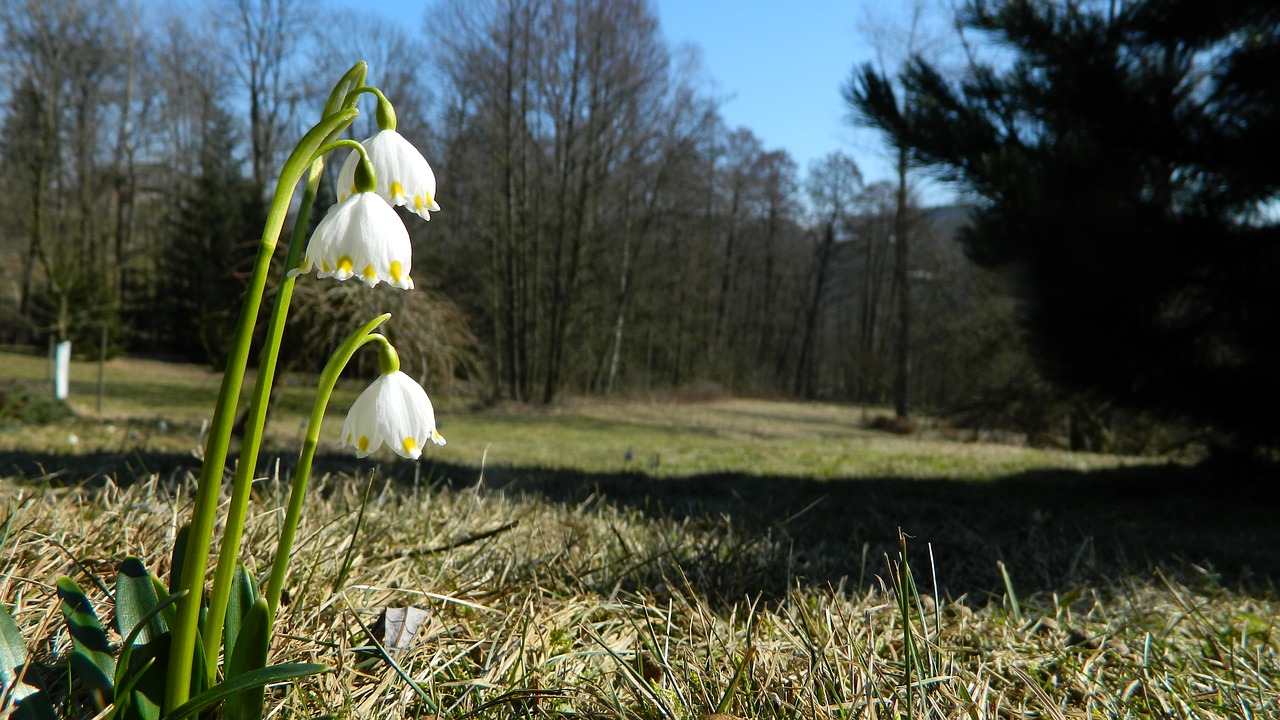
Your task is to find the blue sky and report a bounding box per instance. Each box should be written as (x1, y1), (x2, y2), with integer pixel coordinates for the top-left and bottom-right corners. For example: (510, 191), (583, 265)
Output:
(652, 0), (877, 178)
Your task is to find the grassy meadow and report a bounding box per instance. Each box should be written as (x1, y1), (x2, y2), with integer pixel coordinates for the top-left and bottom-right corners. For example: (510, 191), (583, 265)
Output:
(2, 349), (1278, 718)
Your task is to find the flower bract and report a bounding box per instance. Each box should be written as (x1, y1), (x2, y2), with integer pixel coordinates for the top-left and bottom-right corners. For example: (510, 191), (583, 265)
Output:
(291, 192), (414, 289)
(340, 370), (446, 459)
(337, 130), (440, 220)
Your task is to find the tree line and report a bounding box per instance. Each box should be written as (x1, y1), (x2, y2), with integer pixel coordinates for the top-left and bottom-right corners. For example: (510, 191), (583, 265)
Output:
(0, 0), (1071, 443)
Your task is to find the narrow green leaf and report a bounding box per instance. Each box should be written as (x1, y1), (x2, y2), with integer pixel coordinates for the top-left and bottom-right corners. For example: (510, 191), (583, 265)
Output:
(133, 532), (211, 702)
(169, 523), (190, 597)
(118, 633), (167, 720)
(57, 576), (116, 710)
(167, 663), (326, 720)
(118, 593), (181, 661)
(160, 526), (211, 699)
(102, 656), (154, 720)
(0, 603), (32, 694)
(150, 573), (178, 629)
(111, 588), (183, 720)
(116, 557), (167, 644)
(106, 585), (210, 720)
(224, 563), (260, 670)
(0, 604), (57, 720)
(224, 599), (270, 720)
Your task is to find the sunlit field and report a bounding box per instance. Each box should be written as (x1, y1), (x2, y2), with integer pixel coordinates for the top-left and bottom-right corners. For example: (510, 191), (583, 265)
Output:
(3, 350), (1277, 719)
(1, 349), (1144, 479)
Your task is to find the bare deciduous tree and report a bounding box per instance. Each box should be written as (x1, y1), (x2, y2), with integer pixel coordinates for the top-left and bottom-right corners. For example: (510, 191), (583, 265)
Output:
(797, 152), (862, 397)
(221, 0), (309, 192)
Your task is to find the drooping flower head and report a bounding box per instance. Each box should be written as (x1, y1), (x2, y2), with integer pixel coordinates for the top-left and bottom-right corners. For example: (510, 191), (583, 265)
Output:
(340, 370), (445, 459)
(291, 191), (414, 289)
(337, 129), (440, 221)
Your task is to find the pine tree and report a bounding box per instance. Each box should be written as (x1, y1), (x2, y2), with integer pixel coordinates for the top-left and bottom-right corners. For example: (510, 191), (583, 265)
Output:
(850, 0), (1280, 451)
(160, 108), (265, 366)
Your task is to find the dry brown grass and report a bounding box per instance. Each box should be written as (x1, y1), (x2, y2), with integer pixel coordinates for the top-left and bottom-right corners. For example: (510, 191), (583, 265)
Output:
(2, 460), (1277, 719)
(2, 350), (1275, 717)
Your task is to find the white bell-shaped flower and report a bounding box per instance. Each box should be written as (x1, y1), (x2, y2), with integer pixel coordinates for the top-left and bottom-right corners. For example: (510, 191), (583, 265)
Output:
(340, 370), (446, 460)
(291, 192), (414, 289)
(337, 130), (440, 221)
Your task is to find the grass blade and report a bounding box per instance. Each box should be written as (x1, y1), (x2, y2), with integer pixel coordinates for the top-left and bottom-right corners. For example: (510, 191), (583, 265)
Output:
(167, 663), (327, 720)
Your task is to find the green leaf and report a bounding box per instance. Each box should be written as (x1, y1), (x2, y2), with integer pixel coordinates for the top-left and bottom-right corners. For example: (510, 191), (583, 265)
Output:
(168, 517), (221, 691)
(224, 563), (260, 670)
(107, 588), (213, 720)
(156, 528), (211, 699)
(224, 599), (270, 720)
(116, 557), (167, 644)
(115, 557), (213, 712)
(57, 576), (116, 710)
(0, 603), (57, 720)
(168, 523), (190, 597)
(117, 632), (166, 720)
(118, 592), (181, 660)
(111, 588), (183, 720)
(0, 602), (33, 693)
(166, 663), (326, 720)
(102, 656), (154, 720)
(151, 578), (178, 630)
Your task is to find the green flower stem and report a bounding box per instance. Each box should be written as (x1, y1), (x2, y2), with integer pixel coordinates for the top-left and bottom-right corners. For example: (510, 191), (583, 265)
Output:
(356, 85), (397, 131)
(316, 138), (376, 194)
(315, 138), (367, 159)
(165, 107), (359, 714)
(200, 157), (325, 683)
(264, 314), (392, 620)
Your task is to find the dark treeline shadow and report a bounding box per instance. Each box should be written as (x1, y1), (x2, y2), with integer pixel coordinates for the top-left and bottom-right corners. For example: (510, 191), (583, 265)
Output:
(3, 450), (1277, 603)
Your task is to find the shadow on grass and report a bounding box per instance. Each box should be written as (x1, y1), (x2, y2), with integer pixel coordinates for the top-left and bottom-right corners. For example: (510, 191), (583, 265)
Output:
(3, 448), (1276, 602)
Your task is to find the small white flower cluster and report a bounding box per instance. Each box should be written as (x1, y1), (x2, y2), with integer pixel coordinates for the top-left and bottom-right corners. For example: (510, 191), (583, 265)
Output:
(293, 120), (446, 460)
(292, 129), (438, 289)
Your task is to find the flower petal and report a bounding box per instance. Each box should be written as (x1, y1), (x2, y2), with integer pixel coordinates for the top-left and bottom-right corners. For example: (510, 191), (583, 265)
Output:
(294, 192), (413, 289)
(340, 371), (443, 459)
(337, 130), (440, 221)
(339, 378), (385, 457)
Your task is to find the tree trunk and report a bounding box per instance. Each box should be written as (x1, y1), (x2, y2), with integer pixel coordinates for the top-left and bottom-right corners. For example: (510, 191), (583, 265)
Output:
(795, 223), (836, 397)
(892, 143), (911, 419)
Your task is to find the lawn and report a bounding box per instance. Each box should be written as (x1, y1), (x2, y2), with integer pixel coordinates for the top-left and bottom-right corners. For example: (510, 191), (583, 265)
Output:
(2, 349), (1144, 478)
(431, 398), (1155, 479)
(2, 351), (1277, 719)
